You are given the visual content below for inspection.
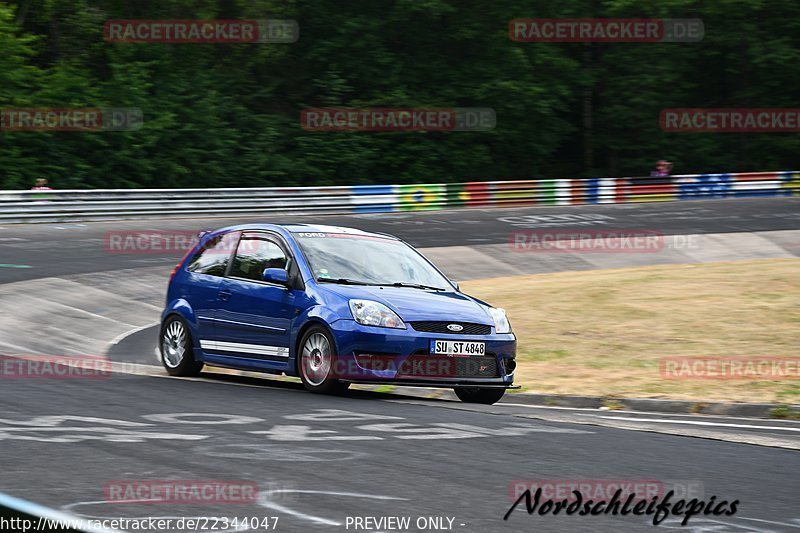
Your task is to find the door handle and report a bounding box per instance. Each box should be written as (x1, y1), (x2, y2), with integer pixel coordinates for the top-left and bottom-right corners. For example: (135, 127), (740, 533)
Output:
(218, 290), (232, 301)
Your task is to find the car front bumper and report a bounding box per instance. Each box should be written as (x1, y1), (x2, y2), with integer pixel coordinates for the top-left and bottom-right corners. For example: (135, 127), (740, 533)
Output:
(327, 319), (517, 387)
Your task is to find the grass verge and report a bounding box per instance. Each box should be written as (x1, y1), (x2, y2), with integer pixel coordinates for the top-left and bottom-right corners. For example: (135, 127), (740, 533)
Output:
(461, 258), (800, 403)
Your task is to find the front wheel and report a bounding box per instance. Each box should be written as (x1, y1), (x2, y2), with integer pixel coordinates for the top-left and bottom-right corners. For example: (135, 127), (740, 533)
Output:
(454, 387), (506, 405)
(298, 325), (349, 395)
(160, 316), (203, 377)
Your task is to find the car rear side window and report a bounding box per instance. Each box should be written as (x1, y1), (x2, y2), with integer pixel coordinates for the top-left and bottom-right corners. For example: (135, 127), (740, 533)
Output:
(230, 233), (288, 282)
(186, 231), (239, 276)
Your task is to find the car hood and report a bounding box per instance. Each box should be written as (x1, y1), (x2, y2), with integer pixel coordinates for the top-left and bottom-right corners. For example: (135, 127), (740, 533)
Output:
(320, 285), (493, 323)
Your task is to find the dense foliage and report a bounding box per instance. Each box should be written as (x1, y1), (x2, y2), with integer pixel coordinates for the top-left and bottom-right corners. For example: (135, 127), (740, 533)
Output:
(1, 0), (798, 189)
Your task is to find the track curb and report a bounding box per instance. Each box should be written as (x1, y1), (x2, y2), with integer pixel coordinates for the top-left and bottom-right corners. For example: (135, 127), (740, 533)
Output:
(506, 393), (800, 418)
(365, 385), (800, 419)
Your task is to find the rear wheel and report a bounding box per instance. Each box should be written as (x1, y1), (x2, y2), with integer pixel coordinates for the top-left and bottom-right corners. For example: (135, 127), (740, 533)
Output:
(298, 325), (349, 394)
(454, 387), (506, 405)
(160, 316), (203, 377)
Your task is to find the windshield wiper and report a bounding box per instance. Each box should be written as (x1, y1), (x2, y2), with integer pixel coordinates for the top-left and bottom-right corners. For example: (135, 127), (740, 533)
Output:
(317, 277), (374, 286)
(380, 282), (446, 291)
(317, 278), (446, 291)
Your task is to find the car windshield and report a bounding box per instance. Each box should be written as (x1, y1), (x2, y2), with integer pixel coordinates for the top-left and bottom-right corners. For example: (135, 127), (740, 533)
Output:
(296, 233), (451, 289)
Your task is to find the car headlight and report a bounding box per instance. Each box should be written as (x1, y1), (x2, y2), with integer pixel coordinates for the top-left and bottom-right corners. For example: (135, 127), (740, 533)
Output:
(349, 300), (406, 329)
(488, 307), (511, 334)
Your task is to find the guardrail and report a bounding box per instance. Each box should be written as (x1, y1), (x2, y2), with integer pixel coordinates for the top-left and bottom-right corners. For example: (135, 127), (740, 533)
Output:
(1, 171), (797, 223)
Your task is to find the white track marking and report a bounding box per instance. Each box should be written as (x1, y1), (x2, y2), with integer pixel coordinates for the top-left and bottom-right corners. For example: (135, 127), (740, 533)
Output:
(0, 493), (123, 533)
(142, 413), (263, 425)
(257, 490), (406, 527)
(739, 517), (800, 528)
(284, 409), (403, 421)
(595, 416), (800, 432)
(109, 322), (159, 345)
(0, 415), (149, 427)
(250, 425), (384, 441)
(0, 339), (67, 354)
(658, 516), (773, 531)
(61, 500), (251, 531)
(0, 414), (214, 443)
(15, 293), (140, 327)
(0, 430), (208, 443)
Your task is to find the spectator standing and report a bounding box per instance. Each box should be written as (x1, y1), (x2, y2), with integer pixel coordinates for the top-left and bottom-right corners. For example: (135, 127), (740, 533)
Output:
(650, 160), (674, 177)
(31, 178), (53, 191)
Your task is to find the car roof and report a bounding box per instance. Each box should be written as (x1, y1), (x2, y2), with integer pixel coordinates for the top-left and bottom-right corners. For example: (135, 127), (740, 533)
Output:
(216, 223), (398, 240)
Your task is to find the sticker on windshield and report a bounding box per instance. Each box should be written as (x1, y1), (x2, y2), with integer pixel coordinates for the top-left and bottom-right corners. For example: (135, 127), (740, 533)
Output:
(299, 232), (392, 242)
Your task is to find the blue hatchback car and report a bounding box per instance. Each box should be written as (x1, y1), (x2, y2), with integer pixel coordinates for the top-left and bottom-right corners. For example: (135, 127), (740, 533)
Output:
(160, 224), (517, 404)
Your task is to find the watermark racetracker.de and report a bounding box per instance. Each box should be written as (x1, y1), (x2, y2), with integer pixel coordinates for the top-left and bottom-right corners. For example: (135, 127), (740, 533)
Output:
(509, 229), (702, 253)
(0, 108), (142, 132)
(104, 19), (298, 43)
(661, 108), (800, 132)
(0, 355), (112, 379)
(300, 107), (496, 132)
(509, 18), (703, 42)
(104, 229), (288, 256)
(104, 230), (200, 255)
(305, 354), (504, 381)
(660, 356), (800, 380)
(104, 480), (259, 504)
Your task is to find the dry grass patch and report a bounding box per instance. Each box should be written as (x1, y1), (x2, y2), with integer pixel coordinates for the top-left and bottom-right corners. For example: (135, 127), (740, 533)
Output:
(461, 259), (800, 403)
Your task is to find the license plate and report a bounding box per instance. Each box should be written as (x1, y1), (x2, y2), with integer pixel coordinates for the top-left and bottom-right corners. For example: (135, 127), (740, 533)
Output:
(430, 340), (485, 356)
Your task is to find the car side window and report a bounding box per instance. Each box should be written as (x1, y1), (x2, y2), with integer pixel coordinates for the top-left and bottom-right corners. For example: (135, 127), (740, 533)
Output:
(186, 231), (239, 276)
(230, 233), (288, 282)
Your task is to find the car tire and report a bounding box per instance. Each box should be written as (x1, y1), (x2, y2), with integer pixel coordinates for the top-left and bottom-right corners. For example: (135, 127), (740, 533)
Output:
(160, 315), (203, 377)
(454, 387), (506, 405)
(298, 325), (349, 395)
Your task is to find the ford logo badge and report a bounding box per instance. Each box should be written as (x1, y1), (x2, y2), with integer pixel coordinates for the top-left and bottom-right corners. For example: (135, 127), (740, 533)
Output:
(447, 324), (463, 332)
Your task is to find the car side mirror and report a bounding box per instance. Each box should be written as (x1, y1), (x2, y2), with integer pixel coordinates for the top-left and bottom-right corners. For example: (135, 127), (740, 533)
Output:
(262, 268), (289, 286)
(452, 280), (460, 291)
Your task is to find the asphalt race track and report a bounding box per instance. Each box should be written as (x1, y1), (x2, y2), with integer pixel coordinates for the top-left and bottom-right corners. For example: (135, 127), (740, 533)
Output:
(3, 374), (799, 533)
(1, 197), (799, 532)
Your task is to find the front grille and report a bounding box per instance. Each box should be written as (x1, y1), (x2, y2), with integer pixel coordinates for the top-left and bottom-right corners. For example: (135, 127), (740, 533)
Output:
(398, 354), (500, 378)
(409, 321), (491, 335)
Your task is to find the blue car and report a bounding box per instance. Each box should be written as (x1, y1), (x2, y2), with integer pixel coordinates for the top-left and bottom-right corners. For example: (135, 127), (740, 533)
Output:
(159, 224), (517, 404)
